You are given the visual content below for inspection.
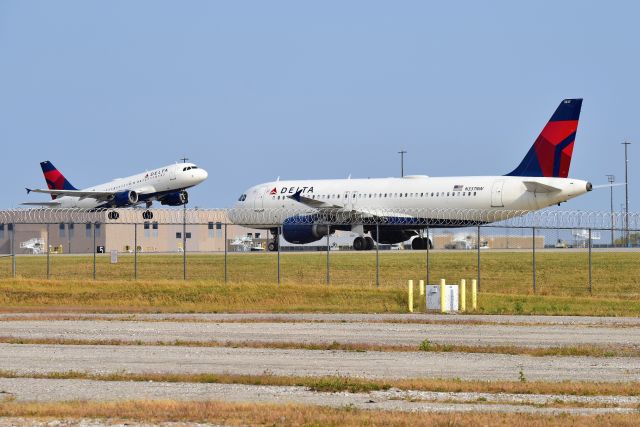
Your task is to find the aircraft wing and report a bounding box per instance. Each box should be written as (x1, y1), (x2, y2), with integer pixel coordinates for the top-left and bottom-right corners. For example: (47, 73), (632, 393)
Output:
(287, 191), (343, 209)
(25, 188), (117, 202)
(20, 201), (62, 207)
(522, 181), (562, 193)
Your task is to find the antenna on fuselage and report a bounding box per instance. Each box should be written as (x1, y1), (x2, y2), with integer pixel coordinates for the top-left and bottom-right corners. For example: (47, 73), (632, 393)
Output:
(276, 176), (280, 181)
(180, 157), (189, 163)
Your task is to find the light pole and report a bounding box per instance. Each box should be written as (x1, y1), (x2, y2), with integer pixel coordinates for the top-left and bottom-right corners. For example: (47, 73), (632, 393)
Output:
(606, 174), (615, 247)
(622, 142), (631, 247)
(398, 150), (407, 177)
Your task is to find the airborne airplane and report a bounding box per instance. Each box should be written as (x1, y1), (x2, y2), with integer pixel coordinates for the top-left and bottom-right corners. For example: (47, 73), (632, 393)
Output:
(24, 161), (208, 219)
(232, 99), (592, 251)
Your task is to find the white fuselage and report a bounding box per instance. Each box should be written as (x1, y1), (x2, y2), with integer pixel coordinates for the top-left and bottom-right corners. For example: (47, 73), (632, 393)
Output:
(52, 163), (208, 208)
(233, 175), (592, 227)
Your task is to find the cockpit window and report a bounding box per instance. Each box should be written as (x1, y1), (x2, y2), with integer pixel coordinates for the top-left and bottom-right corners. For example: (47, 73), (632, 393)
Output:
(238, 194), (247, 202)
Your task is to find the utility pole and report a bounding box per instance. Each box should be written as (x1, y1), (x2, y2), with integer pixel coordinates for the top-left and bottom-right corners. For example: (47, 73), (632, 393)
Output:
(398, 150), (407, 177)
(622, 142), (631, 247)
(606, 174), (615, 247)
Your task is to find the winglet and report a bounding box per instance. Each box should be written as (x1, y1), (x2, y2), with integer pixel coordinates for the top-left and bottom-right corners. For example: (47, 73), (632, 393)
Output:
(26, 188), (32, 194)
(289, 189), (303, 202)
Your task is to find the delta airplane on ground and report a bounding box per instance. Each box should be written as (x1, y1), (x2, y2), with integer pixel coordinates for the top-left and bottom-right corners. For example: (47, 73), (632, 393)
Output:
(232, 99), (592, 251)
(24, 161), (208, 219)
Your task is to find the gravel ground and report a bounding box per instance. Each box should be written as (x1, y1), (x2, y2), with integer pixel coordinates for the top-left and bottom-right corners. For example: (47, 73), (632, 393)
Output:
(0, 319), (638, 348)
(2, 312), (640, 326)
(0, 378), (637, 416)
(1, 344), (639, 382)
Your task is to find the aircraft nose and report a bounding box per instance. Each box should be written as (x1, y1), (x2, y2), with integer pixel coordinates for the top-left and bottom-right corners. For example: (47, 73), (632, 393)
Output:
(198, 168), (208, 182)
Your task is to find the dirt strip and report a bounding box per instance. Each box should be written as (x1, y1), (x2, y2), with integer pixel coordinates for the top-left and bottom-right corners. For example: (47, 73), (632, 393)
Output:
(1, 344), (639, 382)
(2, 312), (640, 326)
(1, 319), (639, 349)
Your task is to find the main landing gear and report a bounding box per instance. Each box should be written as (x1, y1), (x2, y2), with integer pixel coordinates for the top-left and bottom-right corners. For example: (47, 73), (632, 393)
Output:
(107, 211), (120, 220)
(411, 237), (432, 250)
(142, 210), (154, 220)
(268, 229), (279, 252)
(353, 236), (375, 251)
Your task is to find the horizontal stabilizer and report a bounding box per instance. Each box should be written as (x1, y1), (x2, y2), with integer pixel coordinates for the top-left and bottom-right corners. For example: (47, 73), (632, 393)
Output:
(523, 181), (562, 193)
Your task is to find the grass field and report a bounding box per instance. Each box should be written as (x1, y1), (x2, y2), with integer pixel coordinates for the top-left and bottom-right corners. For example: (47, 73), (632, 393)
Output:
(1, 250), (638, 297)
(1, 278), (640, 316)
(0, 251), (638, 315)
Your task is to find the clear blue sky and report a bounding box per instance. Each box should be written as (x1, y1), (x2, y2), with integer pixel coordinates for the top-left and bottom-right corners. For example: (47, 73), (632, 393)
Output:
(0, 1), (637, 212)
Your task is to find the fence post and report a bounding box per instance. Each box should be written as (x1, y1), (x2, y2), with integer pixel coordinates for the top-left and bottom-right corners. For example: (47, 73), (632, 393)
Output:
(589, 229), (593, 294)
(532, 226), (536, 294)
(375, 222), (380, 287)
(10, 224), (15, 278)
(224, 223), (228, 283)
(92, 222), (96, 280)
(134, 223), (138, 280)
(426, 226), (430, 286)
(326, 224), (330, 285)
(476, 225), (481, 291)
(183, 204), (187, 280)
(46, 223), (50, 279)
(277, 224), (281, 285)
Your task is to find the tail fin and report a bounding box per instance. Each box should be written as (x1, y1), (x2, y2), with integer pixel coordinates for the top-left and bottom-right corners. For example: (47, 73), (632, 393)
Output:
(506, 99), (582, 178)
(40, 161), (77, 199)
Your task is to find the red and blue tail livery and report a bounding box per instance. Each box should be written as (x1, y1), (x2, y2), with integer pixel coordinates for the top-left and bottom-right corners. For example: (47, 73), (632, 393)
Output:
(507, 98), (582, 178)
(40, 161), (77, 199)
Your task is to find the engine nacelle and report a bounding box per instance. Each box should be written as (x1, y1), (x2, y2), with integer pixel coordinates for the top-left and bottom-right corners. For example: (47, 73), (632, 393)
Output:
(160, 190), (189, 206)
(282, 223), (331, 244)
(371, 228), (417, 244)
(112, 190), (138, 207)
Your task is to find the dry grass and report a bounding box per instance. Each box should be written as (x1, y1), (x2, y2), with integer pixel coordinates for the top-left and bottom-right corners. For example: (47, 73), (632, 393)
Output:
(0, 400), (638, 426)
(2, 370), (640, 397)
(1, 335), (638, 358)
(2, 277), (640, 316)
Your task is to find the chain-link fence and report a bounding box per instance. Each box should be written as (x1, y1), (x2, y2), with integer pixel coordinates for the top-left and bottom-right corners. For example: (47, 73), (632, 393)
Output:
(0, 208), (638, 297)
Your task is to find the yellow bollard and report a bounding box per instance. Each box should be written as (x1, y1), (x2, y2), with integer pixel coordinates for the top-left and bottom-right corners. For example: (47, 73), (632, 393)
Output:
(408, 280), (414, 313)
(440, 278), (446, 313)
(419, 279), (425, 296)
(460, 279), (466, 312)
(472, 279), (477, 310)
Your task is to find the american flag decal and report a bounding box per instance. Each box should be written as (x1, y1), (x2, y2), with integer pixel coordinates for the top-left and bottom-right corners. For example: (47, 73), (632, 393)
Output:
(453, 185), (463, 191)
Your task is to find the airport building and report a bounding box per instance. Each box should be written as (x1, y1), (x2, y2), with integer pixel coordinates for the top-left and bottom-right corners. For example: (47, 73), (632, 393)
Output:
(0, 211), (268, 255)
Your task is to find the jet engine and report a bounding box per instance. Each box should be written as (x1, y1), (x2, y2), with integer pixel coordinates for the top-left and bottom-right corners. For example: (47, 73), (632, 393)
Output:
(159, 190), (189, 206)
(112, 190), (138, 207)
(282, 223), (331, 244)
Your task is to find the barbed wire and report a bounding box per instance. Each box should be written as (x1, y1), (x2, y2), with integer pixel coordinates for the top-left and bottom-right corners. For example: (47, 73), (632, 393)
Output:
(1, 207), (639, 230)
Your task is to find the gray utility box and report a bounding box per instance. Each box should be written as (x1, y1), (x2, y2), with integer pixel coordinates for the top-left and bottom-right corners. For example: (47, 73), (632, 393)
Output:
(426, 284), (459, 312)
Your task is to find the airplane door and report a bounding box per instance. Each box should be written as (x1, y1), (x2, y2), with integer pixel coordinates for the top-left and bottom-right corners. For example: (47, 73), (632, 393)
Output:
(345, 191), (358, 210)
(491, 180), (504, 207)
(169, 166), (177, 182)
(253, 187), (265, 211)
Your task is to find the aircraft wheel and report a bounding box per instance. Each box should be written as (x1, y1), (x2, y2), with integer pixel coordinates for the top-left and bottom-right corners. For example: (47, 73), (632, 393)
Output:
(142, 210), (153, 220)
(268, 241), (278, 252)
(365, 236), (375, 250)
(353, 236), (365, 251)
(412, 237), (426, 250)
(108, 211), (120, 220)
